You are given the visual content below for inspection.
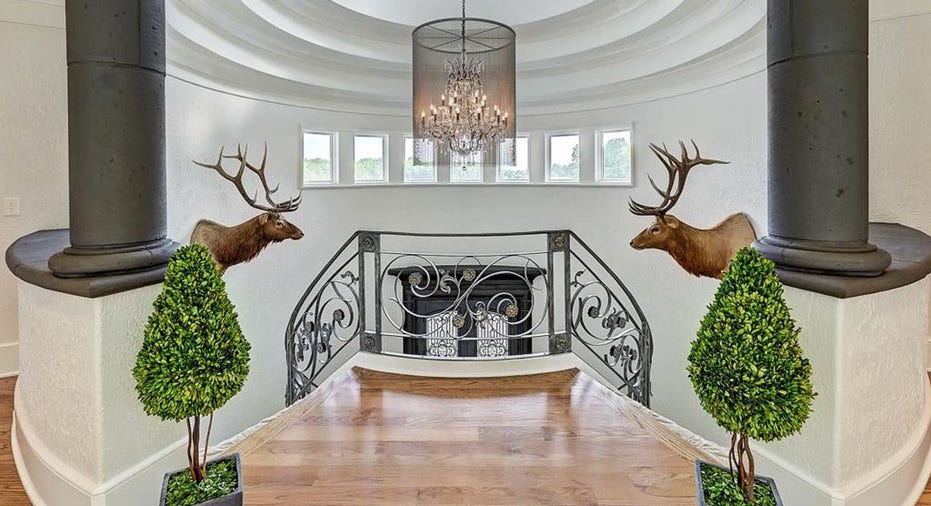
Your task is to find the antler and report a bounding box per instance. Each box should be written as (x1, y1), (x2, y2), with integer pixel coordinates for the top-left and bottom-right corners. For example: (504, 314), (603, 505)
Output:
(628, 140), (728, 219)
(194, 143), (302, 213)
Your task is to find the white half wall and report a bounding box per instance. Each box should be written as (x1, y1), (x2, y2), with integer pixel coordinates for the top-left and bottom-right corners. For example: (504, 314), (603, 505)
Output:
(13, 281), (187, 506)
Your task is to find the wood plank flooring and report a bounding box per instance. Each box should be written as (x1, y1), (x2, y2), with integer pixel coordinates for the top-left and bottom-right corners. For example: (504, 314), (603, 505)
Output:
(239, 368), (697, 505)
(2, 371), (931, 504)
(0, 377), (29, 505)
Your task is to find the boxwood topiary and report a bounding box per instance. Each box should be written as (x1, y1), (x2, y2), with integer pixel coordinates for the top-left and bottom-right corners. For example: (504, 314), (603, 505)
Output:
(133, 244), (251, 492)
(687, 247), (814, 503)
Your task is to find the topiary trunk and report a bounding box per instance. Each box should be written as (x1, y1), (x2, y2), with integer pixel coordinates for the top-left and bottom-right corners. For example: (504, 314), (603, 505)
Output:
(729, 432), (755, 503)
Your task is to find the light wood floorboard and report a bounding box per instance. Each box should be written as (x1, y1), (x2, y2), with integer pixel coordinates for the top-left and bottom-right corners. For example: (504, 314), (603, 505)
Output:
(1, 371), (929, 504)
(240, 368), (697, 505)
(0, 377), (30, 505)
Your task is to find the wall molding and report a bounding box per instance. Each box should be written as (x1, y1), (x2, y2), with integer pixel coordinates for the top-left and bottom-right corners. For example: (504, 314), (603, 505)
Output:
(12, 382), (187, 506)
(870, 0), (931, 22)
(0, 342), (18, 378)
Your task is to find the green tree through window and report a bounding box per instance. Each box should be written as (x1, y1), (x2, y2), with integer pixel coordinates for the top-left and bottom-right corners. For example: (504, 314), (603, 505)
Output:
(602, 132), (631, 182)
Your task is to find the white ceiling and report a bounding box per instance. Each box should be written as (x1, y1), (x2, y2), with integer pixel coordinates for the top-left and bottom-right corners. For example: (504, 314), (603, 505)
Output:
(166, 0), (768, 116)
(329, 0), (597, 27)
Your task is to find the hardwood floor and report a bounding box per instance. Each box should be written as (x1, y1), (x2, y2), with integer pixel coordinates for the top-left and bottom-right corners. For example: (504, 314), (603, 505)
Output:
(1, 370), (931, 504)
(0, 377), (29, 505)
(239, 368), (698, 505)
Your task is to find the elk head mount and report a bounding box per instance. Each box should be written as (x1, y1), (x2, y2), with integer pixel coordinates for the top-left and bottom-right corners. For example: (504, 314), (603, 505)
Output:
(191, 144), (304, 274)
(629, 140), (755, 279)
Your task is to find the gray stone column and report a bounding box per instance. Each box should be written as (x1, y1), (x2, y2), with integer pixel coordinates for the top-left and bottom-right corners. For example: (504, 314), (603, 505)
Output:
(48, 0), (176, 277)
(755, 0), (891, 276)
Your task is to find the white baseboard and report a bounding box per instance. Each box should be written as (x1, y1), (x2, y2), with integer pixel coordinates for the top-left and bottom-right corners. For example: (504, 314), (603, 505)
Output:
(13, 351), (931, 506)
(354, 351), (578, 378)
(0, 342), (19, 378)
(12, 379), (188, 506)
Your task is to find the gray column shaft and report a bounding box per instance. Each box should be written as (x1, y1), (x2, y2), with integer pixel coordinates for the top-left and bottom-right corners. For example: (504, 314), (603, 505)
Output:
(756, 0), (890, 276)
(50, 0), (176, 277)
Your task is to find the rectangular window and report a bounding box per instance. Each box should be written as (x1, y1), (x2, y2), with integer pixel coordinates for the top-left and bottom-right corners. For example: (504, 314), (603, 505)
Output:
(405, 137), (437, 183)
(547, 133), (580, 182)
(354, 134), (387, 183)
(599, 129), (632, 183)
(497, 136), (530, 182)
(302, 132), (335, 185)
(450, 152), (483, 183)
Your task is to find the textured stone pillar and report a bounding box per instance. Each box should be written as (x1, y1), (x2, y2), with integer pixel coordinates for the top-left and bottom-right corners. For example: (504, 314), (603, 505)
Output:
(755, 0), (891, 276)
(48, 0), (176, 277)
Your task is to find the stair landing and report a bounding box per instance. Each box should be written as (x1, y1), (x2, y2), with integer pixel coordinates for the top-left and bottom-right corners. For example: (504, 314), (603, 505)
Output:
(234, 368), (700, 505)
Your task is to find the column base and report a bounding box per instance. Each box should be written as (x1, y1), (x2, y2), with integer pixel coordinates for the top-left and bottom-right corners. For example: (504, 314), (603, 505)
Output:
(6, 229), (177, 298)
(755, 235), (892, 277)
(48, 238), (177, 278)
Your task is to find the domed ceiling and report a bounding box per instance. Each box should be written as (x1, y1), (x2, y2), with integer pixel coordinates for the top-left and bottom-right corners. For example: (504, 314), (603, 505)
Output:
(166, 0), (766, 116)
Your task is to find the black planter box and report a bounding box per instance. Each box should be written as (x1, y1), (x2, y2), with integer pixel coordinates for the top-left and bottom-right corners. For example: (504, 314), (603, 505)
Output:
(694, 460), (783, 506)
(159, 453), (243, 506)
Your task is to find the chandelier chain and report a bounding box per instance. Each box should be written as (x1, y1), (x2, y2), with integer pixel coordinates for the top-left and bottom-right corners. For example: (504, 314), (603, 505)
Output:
(417, 0), (510, 160)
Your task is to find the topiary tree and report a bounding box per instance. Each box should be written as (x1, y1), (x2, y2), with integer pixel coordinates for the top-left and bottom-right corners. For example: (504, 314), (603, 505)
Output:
(687, 247), (815, 502)
(133, 244), (251, 483)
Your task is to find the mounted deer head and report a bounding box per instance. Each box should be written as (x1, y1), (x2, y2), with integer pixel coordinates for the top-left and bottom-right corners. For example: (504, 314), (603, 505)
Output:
(191, 144), (304, 273)
(629, 140), (755, 278)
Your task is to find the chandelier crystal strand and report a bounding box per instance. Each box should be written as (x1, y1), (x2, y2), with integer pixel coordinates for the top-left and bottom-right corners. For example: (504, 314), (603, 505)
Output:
(414, 0), (514, 163)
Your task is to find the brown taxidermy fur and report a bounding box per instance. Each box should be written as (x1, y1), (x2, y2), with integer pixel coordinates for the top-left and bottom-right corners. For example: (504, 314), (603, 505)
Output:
(630, 213), (756, 278)
(191, 213), (304, 273)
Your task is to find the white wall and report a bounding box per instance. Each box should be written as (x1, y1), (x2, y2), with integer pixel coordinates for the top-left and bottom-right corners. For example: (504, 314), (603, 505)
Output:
(164, 72), (768, 447)
(0, 9), (68, 378)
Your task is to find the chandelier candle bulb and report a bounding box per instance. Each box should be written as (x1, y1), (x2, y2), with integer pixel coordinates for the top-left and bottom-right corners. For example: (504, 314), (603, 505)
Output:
(412, 0), (516, 164)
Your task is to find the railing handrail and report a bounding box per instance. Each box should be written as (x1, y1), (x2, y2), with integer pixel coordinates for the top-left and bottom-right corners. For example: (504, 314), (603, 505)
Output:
(567, 231), (650, 331)
(286, 228), (652, 407)
(358, 229), (567, 239)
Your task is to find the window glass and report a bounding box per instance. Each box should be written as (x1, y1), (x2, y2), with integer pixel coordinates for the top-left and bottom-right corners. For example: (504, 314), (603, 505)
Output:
(302, 132), (334, 184)
(354, 135), (386, 182)
(450, 152), (483, 183)
(497, 137), (529, 182)
(405, 137), (436, 183)
(601, 130), (632, 183)
(548, 134), (580, 182)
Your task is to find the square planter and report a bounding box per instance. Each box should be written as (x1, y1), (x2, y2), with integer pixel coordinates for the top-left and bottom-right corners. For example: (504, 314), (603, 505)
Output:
(159, 453), (243, 506)
(694, 460), (783, 506)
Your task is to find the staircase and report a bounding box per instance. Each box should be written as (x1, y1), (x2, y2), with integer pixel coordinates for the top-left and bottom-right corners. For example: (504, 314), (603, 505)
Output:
(285, 230), (652, 407)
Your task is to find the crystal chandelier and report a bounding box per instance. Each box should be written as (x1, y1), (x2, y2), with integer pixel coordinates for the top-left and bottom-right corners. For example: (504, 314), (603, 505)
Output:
(412, 0), (516, 164)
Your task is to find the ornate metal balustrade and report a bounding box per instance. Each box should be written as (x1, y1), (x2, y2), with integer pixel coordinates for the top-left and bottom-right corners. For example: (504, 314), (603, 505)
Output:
(286, 231), (652, 407)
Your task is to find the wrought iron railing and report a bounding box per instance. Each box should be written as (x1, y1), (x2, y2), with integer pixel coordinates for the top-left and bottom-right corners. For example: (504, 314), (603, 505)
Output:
(285, 230), (652, 407)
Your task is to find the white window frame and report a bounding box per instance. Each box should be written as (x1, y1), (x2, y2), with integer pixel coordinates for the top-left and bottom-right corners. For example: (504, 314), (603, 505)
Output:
(300, 130), (338, 187)
(403, 136), (438, 183)
(545, 131), (581, 183)
(596, 127), (633, 186)
(352, 133), (389, 184)
(496, 135), (530, 183)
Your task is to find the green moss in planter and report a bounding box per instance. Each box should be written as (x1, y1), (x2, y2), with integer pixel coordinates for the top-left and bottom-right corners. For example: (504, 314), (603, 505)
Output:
(700, 464), (777, 506)
(165, 457), (238, 506)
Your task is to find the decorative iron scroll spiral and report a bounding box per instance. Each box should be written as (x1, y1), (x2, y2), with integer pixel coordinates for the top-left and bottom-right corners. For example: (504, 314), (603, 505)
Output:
(569, 270), (648, 403)
(288, 270), (361, 402)
(381, 253), (548, 341)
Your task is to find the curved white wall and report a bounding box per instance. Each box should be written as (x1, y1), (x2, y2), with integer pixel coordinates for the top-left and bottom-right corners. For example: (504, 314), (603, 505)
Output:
(164, 69), (767, 445)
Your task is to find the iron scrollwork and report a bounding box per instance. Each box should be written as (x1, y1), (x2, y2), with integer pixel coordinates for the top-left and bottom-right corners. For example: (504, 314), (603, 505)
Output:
(287, 268), (362, 404)
(286, 231), (653, 409)
(568, 267), (652, 406)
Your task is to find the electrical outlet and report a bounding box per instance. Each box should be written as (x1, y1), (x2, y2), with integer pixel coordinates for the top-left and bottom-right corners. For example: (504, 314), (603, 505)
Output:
(3, 198), (21, 217)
